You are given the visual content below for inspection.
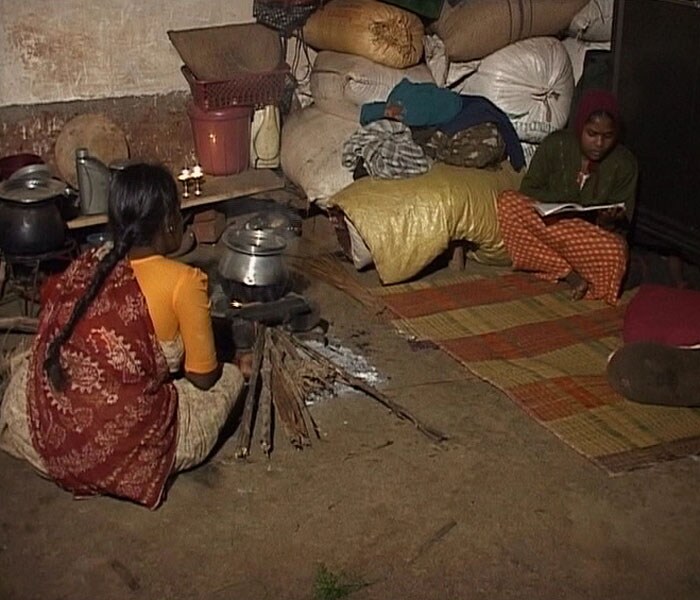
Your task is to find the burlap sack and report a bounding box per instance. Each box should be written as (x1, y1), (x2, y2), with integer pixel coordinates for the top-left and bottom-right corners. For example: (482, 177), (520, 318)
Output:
(280, 107), (357, 205)
(310, 51), (434, 121)
(303, 0), (424, 69)
(430, 0), (589, 61)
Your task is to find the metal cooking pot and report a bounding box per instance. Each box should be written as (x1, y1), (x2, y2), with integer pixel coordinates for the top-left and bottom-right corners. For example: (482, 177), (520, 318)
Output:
(0, 176), (70, 255)
(218, 228), (289, 287)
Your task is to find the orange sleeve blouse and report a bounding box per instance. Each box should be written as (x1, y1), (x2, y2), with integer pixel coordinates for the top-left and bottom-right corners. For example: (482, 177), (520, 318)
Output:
(129, 255), (217, 374)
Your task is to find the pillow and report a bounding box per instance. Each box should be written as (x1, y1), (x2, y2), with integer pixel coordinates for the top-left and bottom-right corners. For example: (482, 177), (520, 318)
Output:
(623, 284), (700, 347)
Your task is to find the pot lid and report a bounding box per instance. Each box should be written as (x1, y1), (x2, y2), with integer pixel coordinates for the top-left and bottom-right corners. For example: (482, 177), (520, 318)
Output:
(0, 176), (68, 203)
(221, 227), (287, 256)
(8, 162), (52, 182)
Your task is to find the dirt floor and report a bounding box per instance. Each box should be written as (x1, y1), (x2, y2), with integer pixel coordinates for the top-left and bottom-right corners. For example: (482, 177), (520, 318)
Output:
(1, 213), (699, 600)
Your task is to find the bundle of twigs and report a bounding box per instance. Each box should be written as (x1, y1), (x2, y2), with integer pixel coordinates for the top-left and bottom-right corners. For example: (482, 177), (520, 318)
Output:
(231, 325), (329, 459)
(230, 323), (447, 460)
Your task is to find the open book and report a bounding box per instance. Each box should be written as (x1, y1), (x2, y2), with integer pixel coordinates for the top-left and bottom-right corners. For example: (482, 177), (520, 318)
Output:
(533, 201), (625, 217)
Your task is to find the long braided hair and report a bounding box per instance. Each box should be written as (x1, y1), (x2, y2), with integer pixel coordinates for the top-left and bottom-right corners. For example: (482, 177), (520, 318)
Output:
(44, 163), (180, 390)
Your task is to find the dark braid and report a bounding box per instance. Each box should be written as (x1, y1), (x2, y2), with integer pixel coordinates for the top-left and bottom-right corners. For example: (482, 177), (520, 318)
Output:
(44, 231), (136, 390)
(43, 163), (179, 391)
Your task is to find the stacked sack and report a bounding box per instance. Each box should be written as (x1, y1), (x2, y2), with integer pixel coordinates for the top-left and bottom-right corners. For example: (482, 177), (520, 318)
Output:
(281, 0), (614, 199)
(562, 0), (615, 83)
(281, 0), (434, 205)
(426, 0), (614, 166)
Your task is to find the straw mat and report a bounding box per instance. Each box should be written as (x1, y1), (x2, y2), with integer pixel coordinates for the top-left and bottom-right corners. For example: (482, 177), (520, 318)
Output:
(374, 271), (700, 473)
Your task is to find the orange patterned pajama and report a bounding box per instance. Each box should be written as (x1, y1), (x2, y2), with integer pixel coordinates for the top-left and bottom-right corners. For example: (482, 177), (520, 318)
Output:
(496, 190), (627, 305)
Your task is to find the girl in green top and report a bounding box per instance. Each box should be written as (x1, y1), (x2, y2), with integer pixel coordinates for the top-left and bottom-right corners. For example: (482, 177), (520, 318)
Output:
(496, 90), (638, 305)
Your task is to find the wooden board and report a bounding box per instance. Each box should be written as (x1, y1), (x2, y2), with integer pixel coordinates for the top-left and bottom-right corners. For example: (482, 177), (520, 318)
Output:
(55, 114), (130, 188)
(66, 168), (286, 230)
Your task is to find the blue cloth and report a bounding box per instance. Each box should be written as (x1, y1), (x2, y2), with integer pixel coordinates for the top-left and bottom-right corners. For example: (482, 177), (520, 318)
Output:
(360, 102), (388, 125)
(360, 79), (463, 127)
(440, 95), (525, 171)
(360, 80), (525, 171)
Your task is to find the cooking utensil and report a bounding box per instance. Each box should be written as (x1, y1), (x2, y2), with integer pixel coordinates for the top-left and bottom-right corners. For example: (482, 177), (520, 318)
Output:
(7, 163), (52, 183)
(218, 227), (289, 287)
(0, 177), (70, 254)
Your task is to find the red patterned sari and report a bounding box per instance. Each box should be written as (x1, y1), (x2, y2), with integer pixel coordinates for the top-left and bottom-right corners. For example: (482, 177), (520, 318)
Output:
(26, 247), (178, 509)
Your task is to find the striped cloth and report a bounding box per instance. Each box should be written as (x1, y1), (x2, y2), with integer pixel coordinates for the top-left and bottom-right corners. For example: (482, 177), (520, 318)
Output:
(497, 190), (627, 305)
(342, 119), (431, 180)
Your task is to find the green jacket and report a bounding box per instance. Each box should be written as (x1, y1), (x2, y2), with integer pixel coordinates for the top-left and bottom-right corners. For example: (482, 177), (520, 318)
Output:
(520, 130), (639, 219)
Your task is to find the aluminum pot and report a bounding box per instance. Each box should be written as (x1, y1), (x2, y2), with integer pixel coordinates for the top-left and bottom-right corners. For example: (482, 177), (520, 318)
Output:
(0, 176), (70, 255)
(218, 227), (289, 287)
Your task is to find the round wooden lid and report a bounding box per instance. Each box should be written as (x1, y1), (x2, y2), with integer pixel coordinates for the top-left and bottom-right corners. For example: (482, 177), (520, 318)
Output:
(55, 113), (130, 188)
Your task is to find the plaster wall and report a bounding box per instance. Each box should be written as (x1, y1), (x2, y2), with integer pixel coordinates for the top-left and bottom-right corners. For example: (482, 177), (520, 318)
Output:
(0, 0), (254, 107)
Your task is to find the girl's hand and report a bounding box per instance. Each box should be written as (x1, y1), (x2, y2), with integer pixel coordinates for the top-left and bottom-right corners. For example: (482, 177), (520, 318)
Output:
(596, 206), (627, 231)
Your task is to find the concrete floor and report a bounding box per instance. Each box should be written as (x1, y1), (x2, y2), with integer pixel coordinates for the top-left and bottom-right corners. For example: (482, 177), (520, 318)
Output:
(1, 215), (699, 600)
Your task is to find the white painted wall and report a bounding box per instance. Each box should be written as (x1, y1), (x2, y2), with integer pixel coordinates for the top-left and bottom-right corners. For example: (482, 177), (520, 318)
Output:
(0, 0), (255, 106)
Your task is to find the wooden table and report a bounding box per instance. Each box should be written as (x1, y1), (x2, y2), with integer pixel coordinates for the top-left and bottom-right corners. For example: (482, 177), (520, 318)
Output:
(66, 168), (286, 230)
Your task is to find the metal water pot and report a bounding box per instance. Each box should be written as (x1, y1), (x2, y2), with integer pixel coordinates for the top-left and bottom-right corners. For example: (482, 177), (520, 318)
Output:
(218, 228), (289, 287)
(0, 176), (71, 255)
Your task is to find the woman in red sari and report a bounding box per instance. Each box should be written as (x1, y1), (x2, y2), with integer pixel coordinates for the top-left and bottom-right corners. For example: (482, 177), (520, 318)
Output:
(496, 90), (638, 305)
(0, 164), (244, 508)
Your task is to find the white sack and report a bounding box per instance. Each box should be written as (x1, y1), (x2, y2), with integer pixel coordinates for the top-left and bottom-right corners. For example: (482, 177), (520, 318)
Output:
(456, 37), (574, 143)
(346, 217), (373, 270)
(310, 51), (434, 121)
(561, 37), (612, 85)
(569, 0), (615, 42)
(423, 34), (449, 87)
(427, 34), (480, 91)
(280, 107), (356, 205)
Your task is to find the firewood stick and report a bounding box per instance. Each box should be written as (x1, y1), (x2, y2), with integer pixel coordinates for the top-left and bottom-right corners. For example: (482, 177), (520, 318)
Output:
(270, 329), (320, 439)
(272, 355), (310, 442)
(271, 362), (308, 448)
(258, 332), (273, 457)
(286, 333), (448, 444)
(0, 316), (39, 333)
(270, 331), (307, 401)
(297, 384), (321, 441)
(232, 324), (266, 459)
(269, 338), (311, 448)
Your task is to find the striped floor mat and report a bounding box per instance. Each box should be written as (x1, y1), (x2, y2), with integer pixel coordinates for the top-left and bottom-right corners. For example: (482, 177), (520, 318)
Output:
(375, 271), (700, 473)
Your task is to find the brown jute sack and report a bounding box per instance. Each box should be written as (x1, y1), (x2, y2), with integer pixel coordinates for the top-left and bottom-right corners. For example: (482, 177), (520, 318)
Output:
(303, 0), (424, 69)
(430, 0), (589, 62)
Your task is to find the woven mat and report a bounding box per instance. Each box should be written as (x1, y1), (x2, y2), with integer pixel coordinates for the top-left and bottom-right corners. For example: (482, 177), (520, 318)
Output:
(374, 270), (700, 474)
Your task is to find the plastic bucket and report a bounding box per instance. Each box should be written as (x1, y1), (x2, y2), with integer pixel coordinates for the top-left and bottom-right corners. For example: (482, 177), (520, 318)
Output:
(187, 104), (252, 176)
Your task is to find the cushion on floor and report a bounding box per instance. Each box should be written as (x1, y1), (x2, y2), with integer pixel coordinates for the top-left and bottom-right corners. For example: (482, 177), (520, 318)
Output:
(623, 284), (700, 347)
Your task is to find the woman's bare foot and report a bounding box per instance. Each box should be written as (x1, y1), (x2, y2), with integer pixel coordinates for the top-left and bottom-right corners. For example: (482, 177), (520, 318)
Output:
(564, 271), (588, 300)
